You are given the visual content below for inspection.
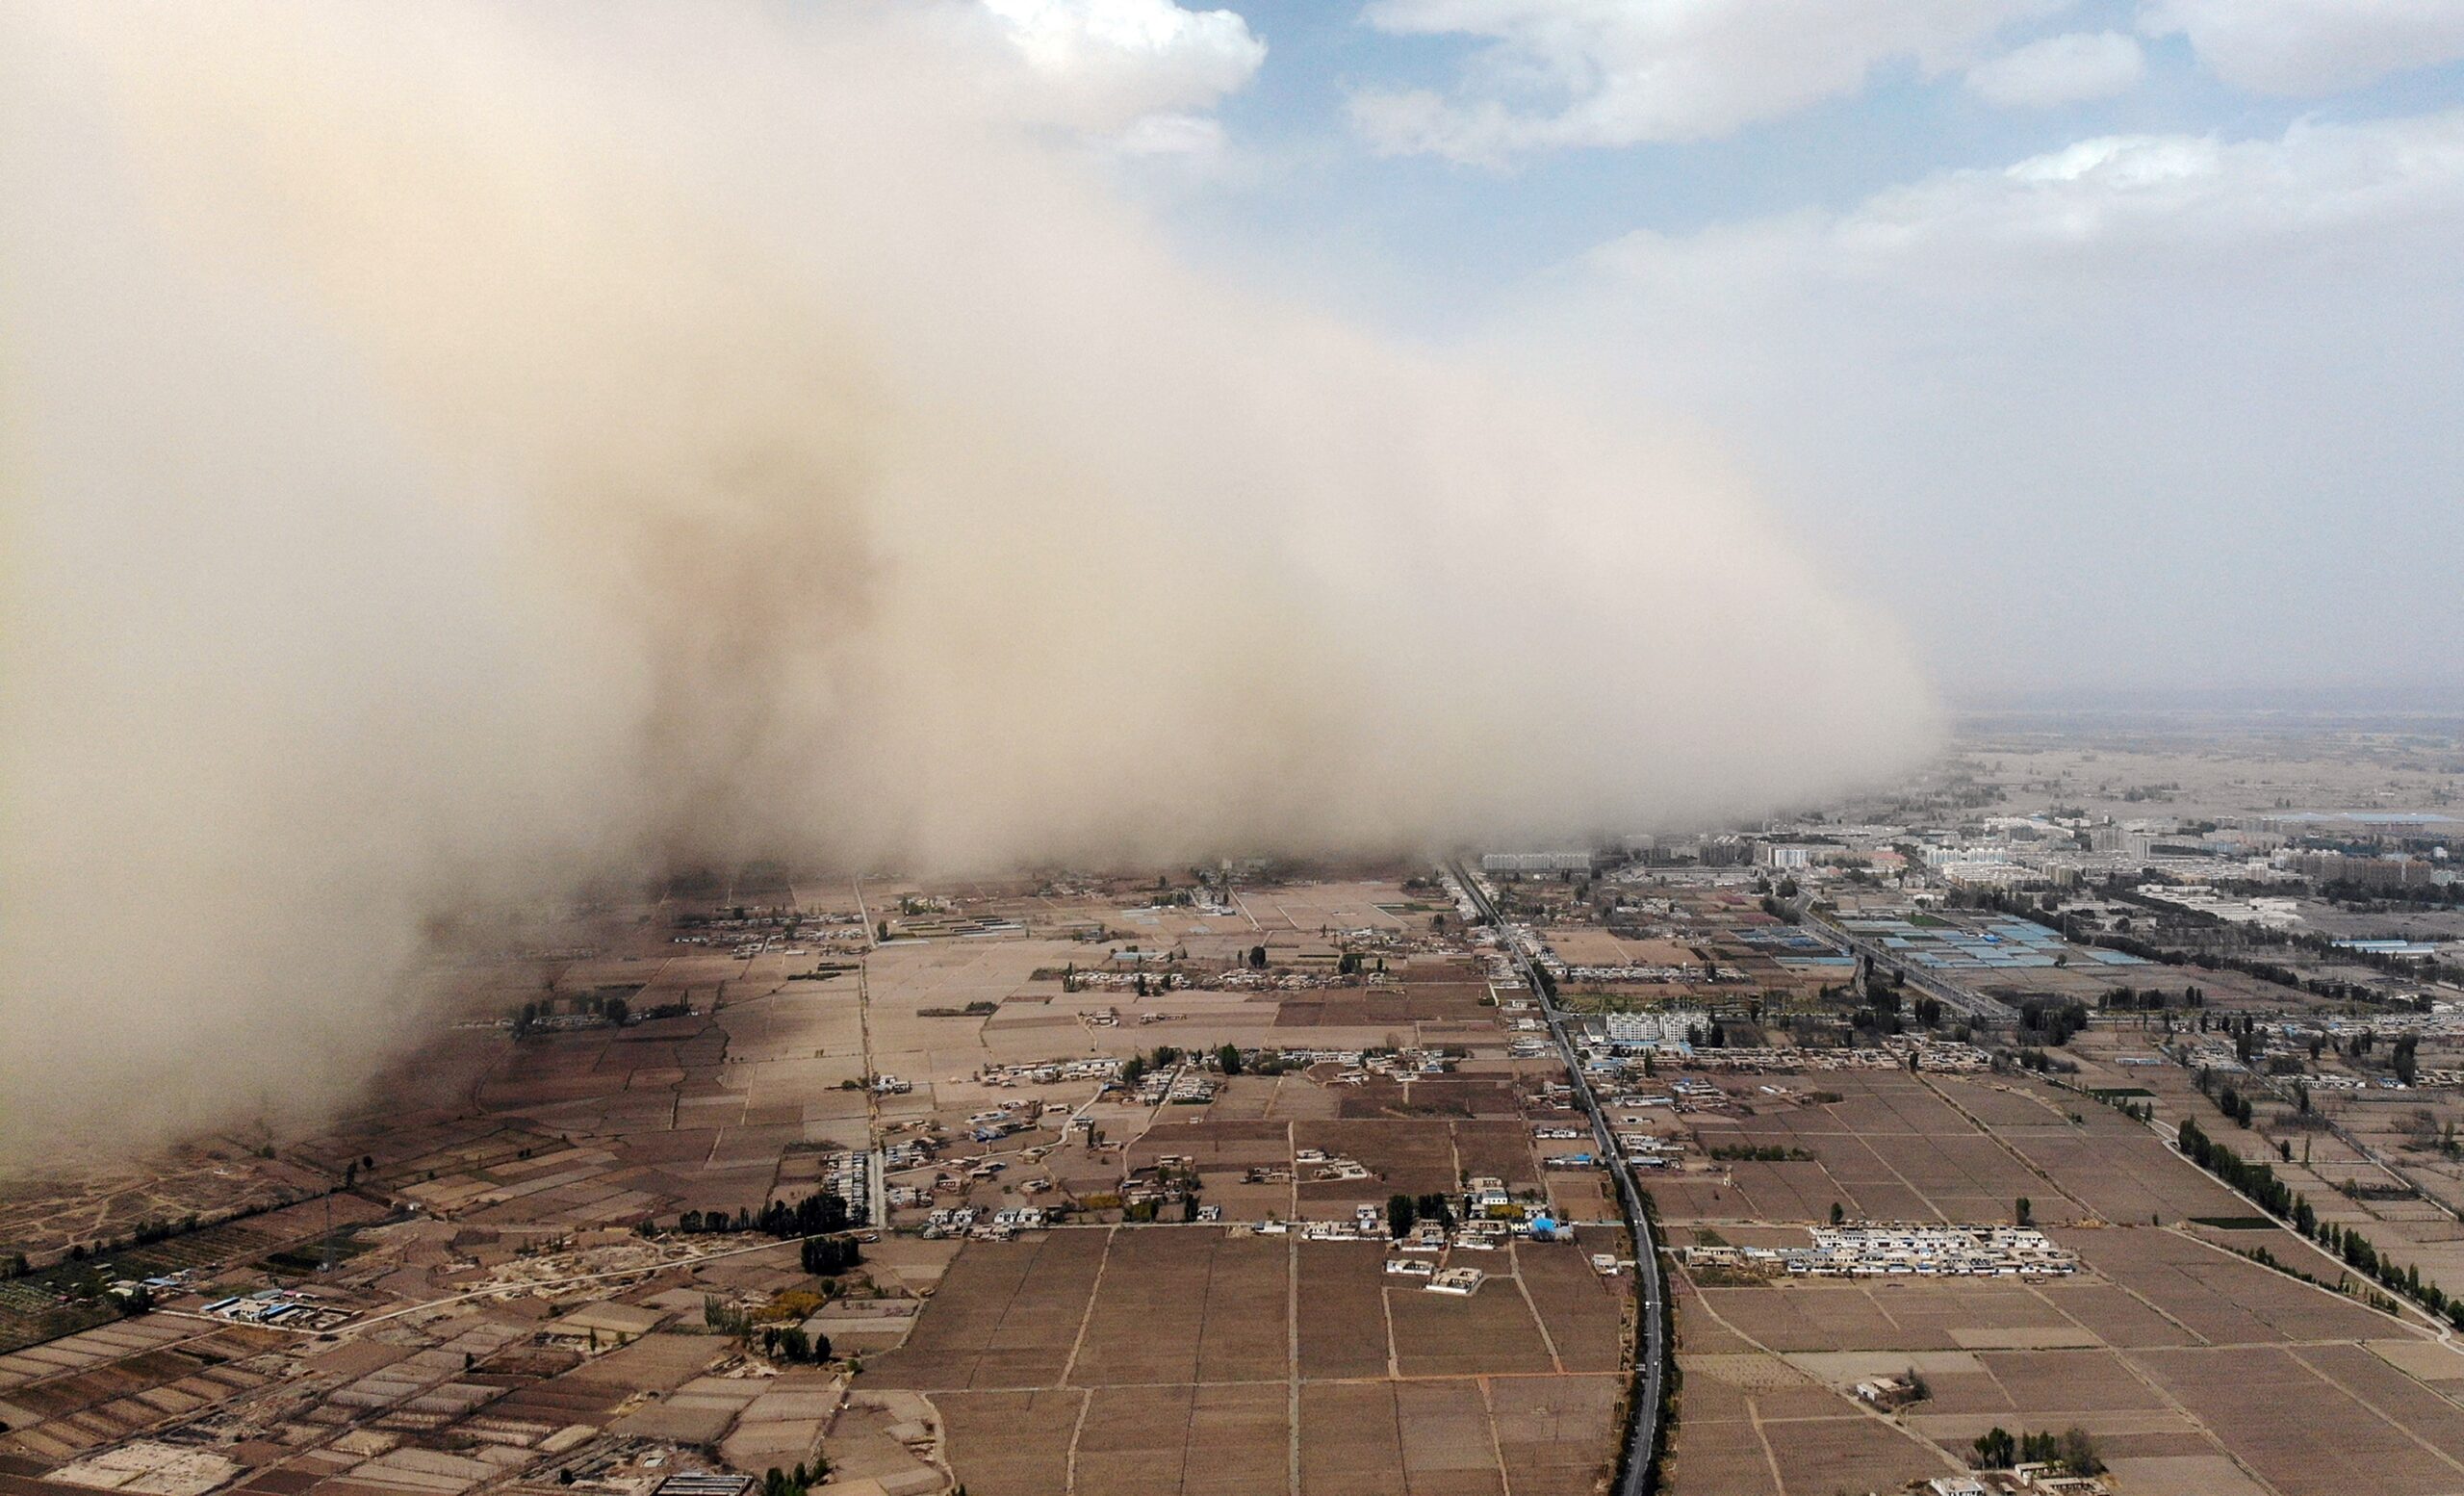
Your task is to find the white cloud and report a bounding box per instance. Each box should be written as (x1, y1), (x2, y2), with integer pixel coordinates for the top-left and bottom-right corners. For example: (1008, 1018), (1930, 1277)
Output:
(979, 0), (1265, 125)
(1348, 0), (2055, 163)
(1964, 31), (2145, 107)
(1536, 109), (2464, 690)
(1109, 110), (1229, 157)
(1585, 109), (2464, 298)
(2143, 0), (2464, 94)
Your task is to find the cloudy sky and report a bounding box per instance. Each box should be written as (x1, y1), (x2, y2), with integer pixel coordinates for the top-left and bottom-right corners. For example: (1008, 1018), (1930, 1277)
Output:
(979, 0), (2464, 700)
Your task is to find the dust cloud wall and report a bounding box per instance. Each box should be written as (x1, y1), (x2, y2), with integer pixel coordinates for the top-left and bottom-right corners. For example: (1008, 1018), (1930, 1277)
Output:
(0, 3), (1939, 1159)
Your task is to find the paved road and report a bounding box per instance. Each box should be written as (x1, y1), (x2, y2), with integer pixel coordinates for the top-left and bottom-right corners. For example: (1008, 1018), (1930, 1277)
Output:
(1451, 864), (1666, 1496)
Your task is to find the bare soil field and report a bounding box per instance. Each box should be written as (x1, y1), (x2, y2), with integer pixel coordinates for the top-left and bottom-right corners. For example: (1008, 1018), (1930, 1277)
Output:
(1655, 1070), (2256, 1231)
(866, 1229), (1108, 1391)
(872, 1227), (1618, 1496)
(1662, 1176), (2464, 1494)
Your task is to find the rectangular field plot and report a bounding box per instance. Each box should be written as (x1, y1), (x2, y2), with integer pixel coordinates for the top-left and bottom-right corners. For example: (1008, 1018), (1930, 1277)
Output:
(1517, 1244), (1628, 1374)
(2133, 1345), (2464, 1495)
(862, 1229), (1107, 1390)
(2003, 1129), (2248, 1225)
(1073, 1382), (1289, 1496)
(1299, 1380), (1407, 1496)
(1975, 1348), (2173, 1413)
(1073, 1228), (1287, 1385)
(930, 1389), (1085, 1496)
(876, 1227), (1626, 1495)
(1764, 1415), (1948, 1496)
(1385, 1273), (1557, 1377)
(1491, 1376), (1632, 1496)
(1296, 1242), (1390, 1379)
(2066, 1229), (2395, 1345)
(1394, 1380), (1506, 1496)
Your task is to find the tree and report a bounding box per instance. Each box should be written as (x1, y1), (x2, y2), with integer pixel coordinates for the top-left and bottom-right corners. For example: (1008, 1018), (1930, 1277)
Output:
(1217, 1044), (1243, 1076)
(1388, 1194), (1416, 1239)
(1972, 1427), (2016, 1469)
(2015, 1197), (2033, 1228)
(2057, 1427), (2102, 1474)
(1829, 1201), (1846, 1225)
(802, 1235), (861, 1275)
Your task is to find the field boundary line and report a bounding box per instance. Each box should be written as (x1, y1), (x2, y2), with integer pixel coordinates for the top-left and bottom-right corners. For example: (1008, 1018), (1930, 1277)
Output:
(1286, 1228), (1300, 1496)
(1062, 1381), (1094, 1493)
(1476, 1376), (1515, 1496)
(1512, 1251), (1566, 1375)
(1057, 1224), (1116, 1389)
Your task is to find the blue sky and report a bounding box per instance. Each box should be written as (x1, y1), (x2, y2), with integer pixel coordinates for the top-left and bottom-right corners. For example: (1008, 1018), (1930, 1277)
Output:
(988, 0), (2464, 699)
(1194, 8), (2464, 312)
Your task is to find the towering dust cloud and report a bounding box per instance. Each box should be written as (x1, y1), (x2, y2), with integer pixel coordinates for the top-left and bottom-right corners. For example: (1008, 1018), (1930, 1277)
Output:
(0, 3), (1938, 1158)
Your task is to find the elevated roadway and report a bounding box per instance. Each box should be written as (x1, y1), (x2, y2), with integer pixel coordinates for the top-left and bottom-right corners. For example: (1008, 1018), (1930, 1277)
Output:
(1785, 897), (2018, 1026)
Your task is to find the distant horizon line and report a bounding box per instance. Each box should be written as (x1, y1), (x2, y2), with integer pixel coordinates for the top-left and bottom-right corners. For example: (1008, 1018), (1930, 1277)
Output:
(1946, 683), (2464, 719)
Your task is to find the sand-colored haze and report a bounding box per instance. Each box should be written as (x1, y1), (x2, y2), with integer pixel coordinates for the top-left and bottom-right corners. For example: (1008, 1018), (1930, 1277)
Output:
(0, 2), (1938, 1159)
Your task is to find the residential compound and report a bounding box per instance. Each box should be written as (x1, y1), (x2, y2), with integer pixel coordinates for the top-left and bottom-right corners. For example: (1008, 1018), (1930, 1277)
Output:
(1682, 1225), (2079, 1279)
